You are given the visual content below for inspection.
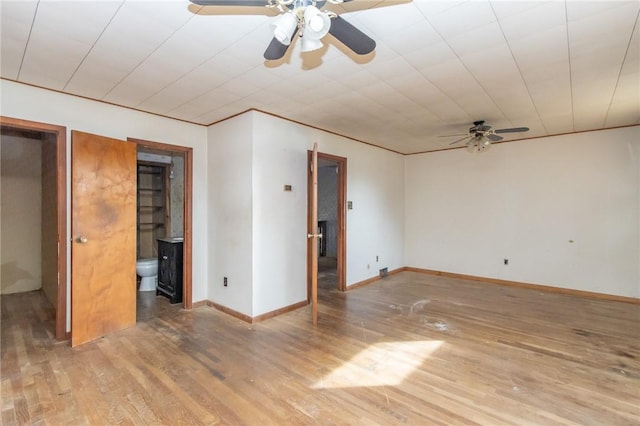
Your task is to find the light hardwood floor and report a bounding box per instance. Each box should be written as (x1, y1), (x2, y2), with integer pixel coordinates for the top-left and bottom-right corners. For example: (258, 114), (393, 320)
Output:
(2, 272), (639, 425)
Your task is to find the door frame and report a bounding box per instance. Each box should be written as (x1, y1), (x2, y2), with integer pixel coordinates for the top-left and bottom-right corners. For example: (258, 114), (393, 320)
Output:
(307, 151), (347, 296)
(0, 116), (67, 340)
(128, 138), (194, 309)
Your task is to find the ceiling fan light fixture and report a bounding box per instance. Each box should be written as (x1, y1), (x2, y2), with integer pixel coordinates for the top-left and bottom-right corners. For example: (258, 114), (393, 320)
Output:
(479, 135), (491, 149)
(301, 36), (324, 53)
(465, 136), (492, 153)
(303, 6), (331, 40)
(272, 11), (298, 45)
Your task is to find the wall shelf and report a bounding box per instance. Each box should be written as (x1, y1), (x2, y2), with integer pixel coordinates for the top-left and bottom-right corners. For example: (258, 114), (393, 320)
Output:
(137, 162), (168, 259)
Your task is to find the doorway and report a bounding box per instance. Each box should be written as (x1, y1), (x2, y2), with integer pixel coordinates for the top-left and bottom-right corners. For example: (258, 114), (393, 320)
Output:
(307, 151), (346, 298)
(317, 159), (339, 290)
(135, 147), (186, 321)
(129, 138), (193, 311)
(0, 116), (67, 340)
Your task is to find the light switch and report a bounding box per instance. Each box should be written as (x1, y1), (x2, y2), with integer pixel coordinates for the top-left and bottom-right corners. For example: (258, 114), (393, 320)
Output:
(284, 185), (292, 191)
(347, 201), (353, 210)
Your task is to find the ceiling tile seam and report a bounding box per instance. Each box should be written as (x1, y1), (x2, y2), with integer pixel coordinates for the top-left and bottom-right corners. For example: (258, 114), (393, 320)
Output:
(489, 1), (549, 136)
(602, 9), (640, 128)
(429, 22), (514, 126)
(16, 0), (40, 81)
(377, 49), (458, 124)
(366, 20), (473, 124)
(62, 1), (126, 91)
(414, 6), (505, 125)
(416, 2), (525, 125)
(1, 77), (205, 128)
(564, 0), (576, 133)
(142, 24), (279, 113)
(246, 108), (407, 155)
(343, 14), (472, 126)
(151, 21), (282, 115)
(164, 71), (256, 120)
(101, 4), (206, 101)
(133, 56), (227, 111)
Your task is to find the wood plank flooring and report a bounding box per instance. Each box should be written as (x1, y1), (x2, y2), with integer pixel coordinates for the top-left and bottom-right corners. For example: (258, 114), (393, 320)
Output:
(1, 272), (639, 425)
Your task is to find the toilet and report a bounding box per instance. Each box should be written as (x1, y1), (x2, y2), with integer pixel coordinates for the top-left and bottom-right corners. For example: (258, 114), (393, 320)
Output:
(136, 258), (158, 292)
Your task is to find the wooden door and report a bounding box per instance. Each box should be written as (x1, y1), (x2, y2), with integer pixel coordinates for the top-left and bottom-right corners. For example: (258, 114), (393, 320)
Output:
(71, 131), (137, 346)
(308, 143), (319, 326)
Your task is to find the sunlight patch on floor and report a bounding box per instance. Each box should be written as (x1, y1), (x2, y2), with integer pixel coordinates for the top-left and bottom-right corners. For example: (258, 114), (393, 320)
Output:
(312, 340), (444, 389)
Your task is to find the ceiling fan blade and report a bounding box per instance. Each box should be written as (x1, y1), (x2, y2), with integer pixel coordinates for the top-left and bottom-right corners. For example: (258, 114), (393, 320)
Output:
(314, 0), (355, 7)
(494, 127), (530, 134)
(449, 136), (469, 145)
(328, 16), (376, 55)
(471, 120), (491, 132)
(264, 36), (293, 60)
(189, 0), (270, 6)
(264, 27), (298, 60)
(438, 133), (467, 138)
(487, 133), (503, 142)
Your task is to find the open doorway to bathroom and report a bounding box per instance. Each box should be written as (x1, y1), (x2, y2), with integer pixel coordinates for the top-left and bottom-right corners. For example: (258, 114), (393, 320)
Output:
(132, 139), (192, 322)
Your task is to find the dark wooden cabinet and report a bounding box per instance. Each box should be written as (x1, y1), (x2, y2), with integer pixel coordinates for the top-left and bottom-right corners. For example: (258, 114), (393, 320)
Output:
(157, 238), (183, 304)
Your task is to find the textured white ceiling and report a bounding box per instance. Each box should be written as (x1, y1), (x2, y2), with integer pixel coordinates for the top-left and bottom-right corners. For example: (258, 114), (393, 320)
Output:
(1, 0), (638, 154)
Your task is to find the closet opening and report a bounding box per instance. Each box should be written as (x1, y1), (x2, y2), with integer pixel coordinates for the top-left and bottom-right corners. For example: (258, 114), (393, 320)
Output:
(0, 117), (66, 340)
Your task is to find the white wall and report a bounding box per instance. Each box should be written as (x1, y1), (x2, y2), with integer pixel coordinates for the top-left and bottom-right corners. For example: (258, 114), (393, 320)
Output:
(251, 113), (309, 316)
(207, 111), (405, 317)
(251, 112), (405, 316)
(1, 80), (209, 329)
(1, 134), (42, 294)
(405, 126), (640, 298)
(207, 114), (254, 317)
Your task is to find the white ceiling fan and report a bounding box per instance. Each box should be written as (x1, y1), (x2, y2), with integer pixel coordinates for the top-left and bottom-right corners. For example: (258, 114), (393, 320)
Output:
(189, 0), (376, 60)
(440, 120), (530, 153)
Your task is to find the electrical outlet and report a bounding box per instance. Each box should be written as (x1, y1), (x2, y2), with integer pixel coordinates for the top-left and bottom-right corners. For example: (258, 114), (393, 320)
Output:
(376, 255), (379, 262)
(504, 259), (509, 265)
(223, 277), (228, 286)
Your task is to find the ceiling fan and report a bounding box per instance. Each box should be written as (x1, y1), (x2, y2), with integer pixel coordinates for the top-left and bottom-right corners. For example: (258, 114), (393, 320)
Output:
(440, 120), (530, 153)
(189, 0), (376, 60)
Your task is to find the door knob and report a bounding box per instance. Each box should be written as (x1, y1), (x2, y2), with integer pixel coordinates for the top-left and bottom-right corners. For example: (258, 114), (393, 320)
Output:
(75, 236), (88, 244)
